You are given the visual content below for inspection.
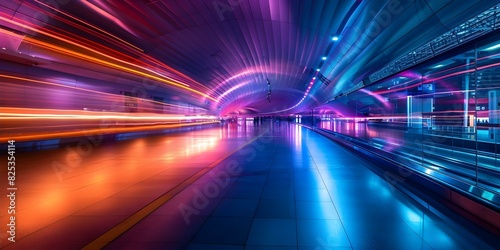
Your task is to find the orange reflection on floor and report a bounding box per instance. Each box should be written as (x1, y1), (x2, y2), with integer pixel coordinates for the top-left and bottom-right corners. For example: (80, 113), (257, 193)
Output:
(0, 124), (255, 249)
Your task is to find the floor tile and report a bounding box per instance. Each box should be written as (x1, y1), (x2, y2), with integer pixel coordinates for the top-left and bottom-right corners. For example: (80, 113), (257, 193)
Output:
(255, 199), (296, 218)
(420, 215), (498, 250)
(246, 218), (297, 246)
(74, 197), (152, 215)
(192, 217), (253, 245)
(186, 243), (244, 250)
(212, 198), (259, 217)
(105, 241), (185, 249)
(342, 219), (431, 250)
(296, 201), (339, 219)
(295, 188), (331, 201)
(225, 185), (264, 199)
(297, 219), (351, 247)
(260, 187), (295, 200)
(112, 213), (208, 244)
(246, 246), (297, 250)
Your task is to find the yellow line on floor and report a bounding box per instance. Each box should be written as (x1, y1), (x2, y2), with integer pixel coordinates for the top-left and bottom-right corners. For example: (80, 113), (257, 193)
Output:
(82, 132), (265, 249)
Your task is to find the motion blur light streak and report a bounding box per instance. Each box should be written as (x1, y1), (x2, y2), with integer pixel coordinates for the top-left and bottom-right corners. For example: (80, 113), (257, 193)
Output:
(0, 119), (218, 142)
(33, 0), (144, 52)
(81, 0), (140, 38)
(23, 37), (204, 94)
(18, 6), (208, 91)
(0, 73), (119, 97)
(22, 0), (209, 90)
(0, 108), (218, 120)
(0, 16), (218, 101)
(0, 74), (199, 112)
(0, 107), (219, 142)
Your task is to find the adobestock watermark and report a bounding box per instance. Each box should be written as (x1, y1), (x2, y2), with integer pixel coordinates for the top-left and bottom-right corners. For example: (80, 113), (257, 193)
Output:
(51, 71), (162, 182)
(177, 159), (241, 224)
(179, 124), (274, 224)
(350, 0), (414, 52)
(50, 117), (113, 182)
(0, 0), (70, 55)
(213, 0), (245, 21)
(364, 0), (411, 38)
(382, 118), (448, 192)
(31, 0), (71, 28)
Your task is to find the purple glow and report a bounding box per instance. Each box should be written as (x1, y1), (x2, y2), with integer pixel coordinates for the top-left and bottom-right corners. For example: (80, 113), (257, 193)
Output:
(359, 88), (391, 108)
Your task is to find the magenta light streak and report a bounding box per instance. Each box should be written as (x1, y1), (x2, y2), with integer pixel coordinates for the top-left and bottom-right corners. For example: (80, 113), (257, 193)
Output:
(81, 1), (139, 37)
(399, 70), (422, 79)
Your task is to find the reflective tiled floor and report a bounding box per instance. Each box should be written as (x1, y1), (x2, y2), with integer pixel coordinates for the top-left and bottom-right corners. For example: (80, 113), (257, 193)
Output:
(0, 121), (498, 249)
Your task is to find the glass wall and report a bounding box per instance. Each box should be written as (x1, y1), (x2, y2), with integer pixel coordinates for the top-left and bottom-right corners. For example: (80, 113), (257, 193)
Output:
(317, 33), (500, 206)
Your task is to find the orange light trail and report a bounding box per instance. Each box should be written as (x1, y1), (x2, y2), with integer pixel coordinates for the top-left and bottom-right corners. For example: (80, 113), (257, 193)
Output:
(0, 108), (218, 121)
(31, 0), (201, 87)
(0, 16), (184, 85)
(22, 35), (218, 101)
(0, 15), (218, 102)
(0, 121), (218, 142)
(0, 108), (220, 142)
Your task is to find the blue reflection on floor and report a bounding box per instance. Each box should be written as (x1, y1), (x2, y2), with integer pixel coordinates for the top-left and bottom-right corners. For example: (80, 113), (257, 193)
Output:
(110, 122), (498, 249)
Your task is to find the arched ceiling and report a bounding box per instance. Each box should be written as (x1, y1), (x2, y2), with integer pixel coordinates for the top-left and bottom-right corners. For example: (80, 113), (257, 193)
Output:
(0, 0), (492, 115)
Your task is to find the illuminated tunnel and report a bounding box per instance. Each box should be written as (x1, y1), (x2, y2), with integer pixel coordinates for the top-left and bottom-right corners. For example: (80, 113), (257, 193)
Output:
(0, 1), (499, 249)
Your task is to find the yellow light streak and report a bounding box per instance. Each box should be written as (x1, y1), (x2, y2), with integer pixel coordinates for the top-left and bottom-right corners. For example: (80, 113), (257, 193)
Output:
(0, 108), (218, 120)
(0, 121), (218, 142)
